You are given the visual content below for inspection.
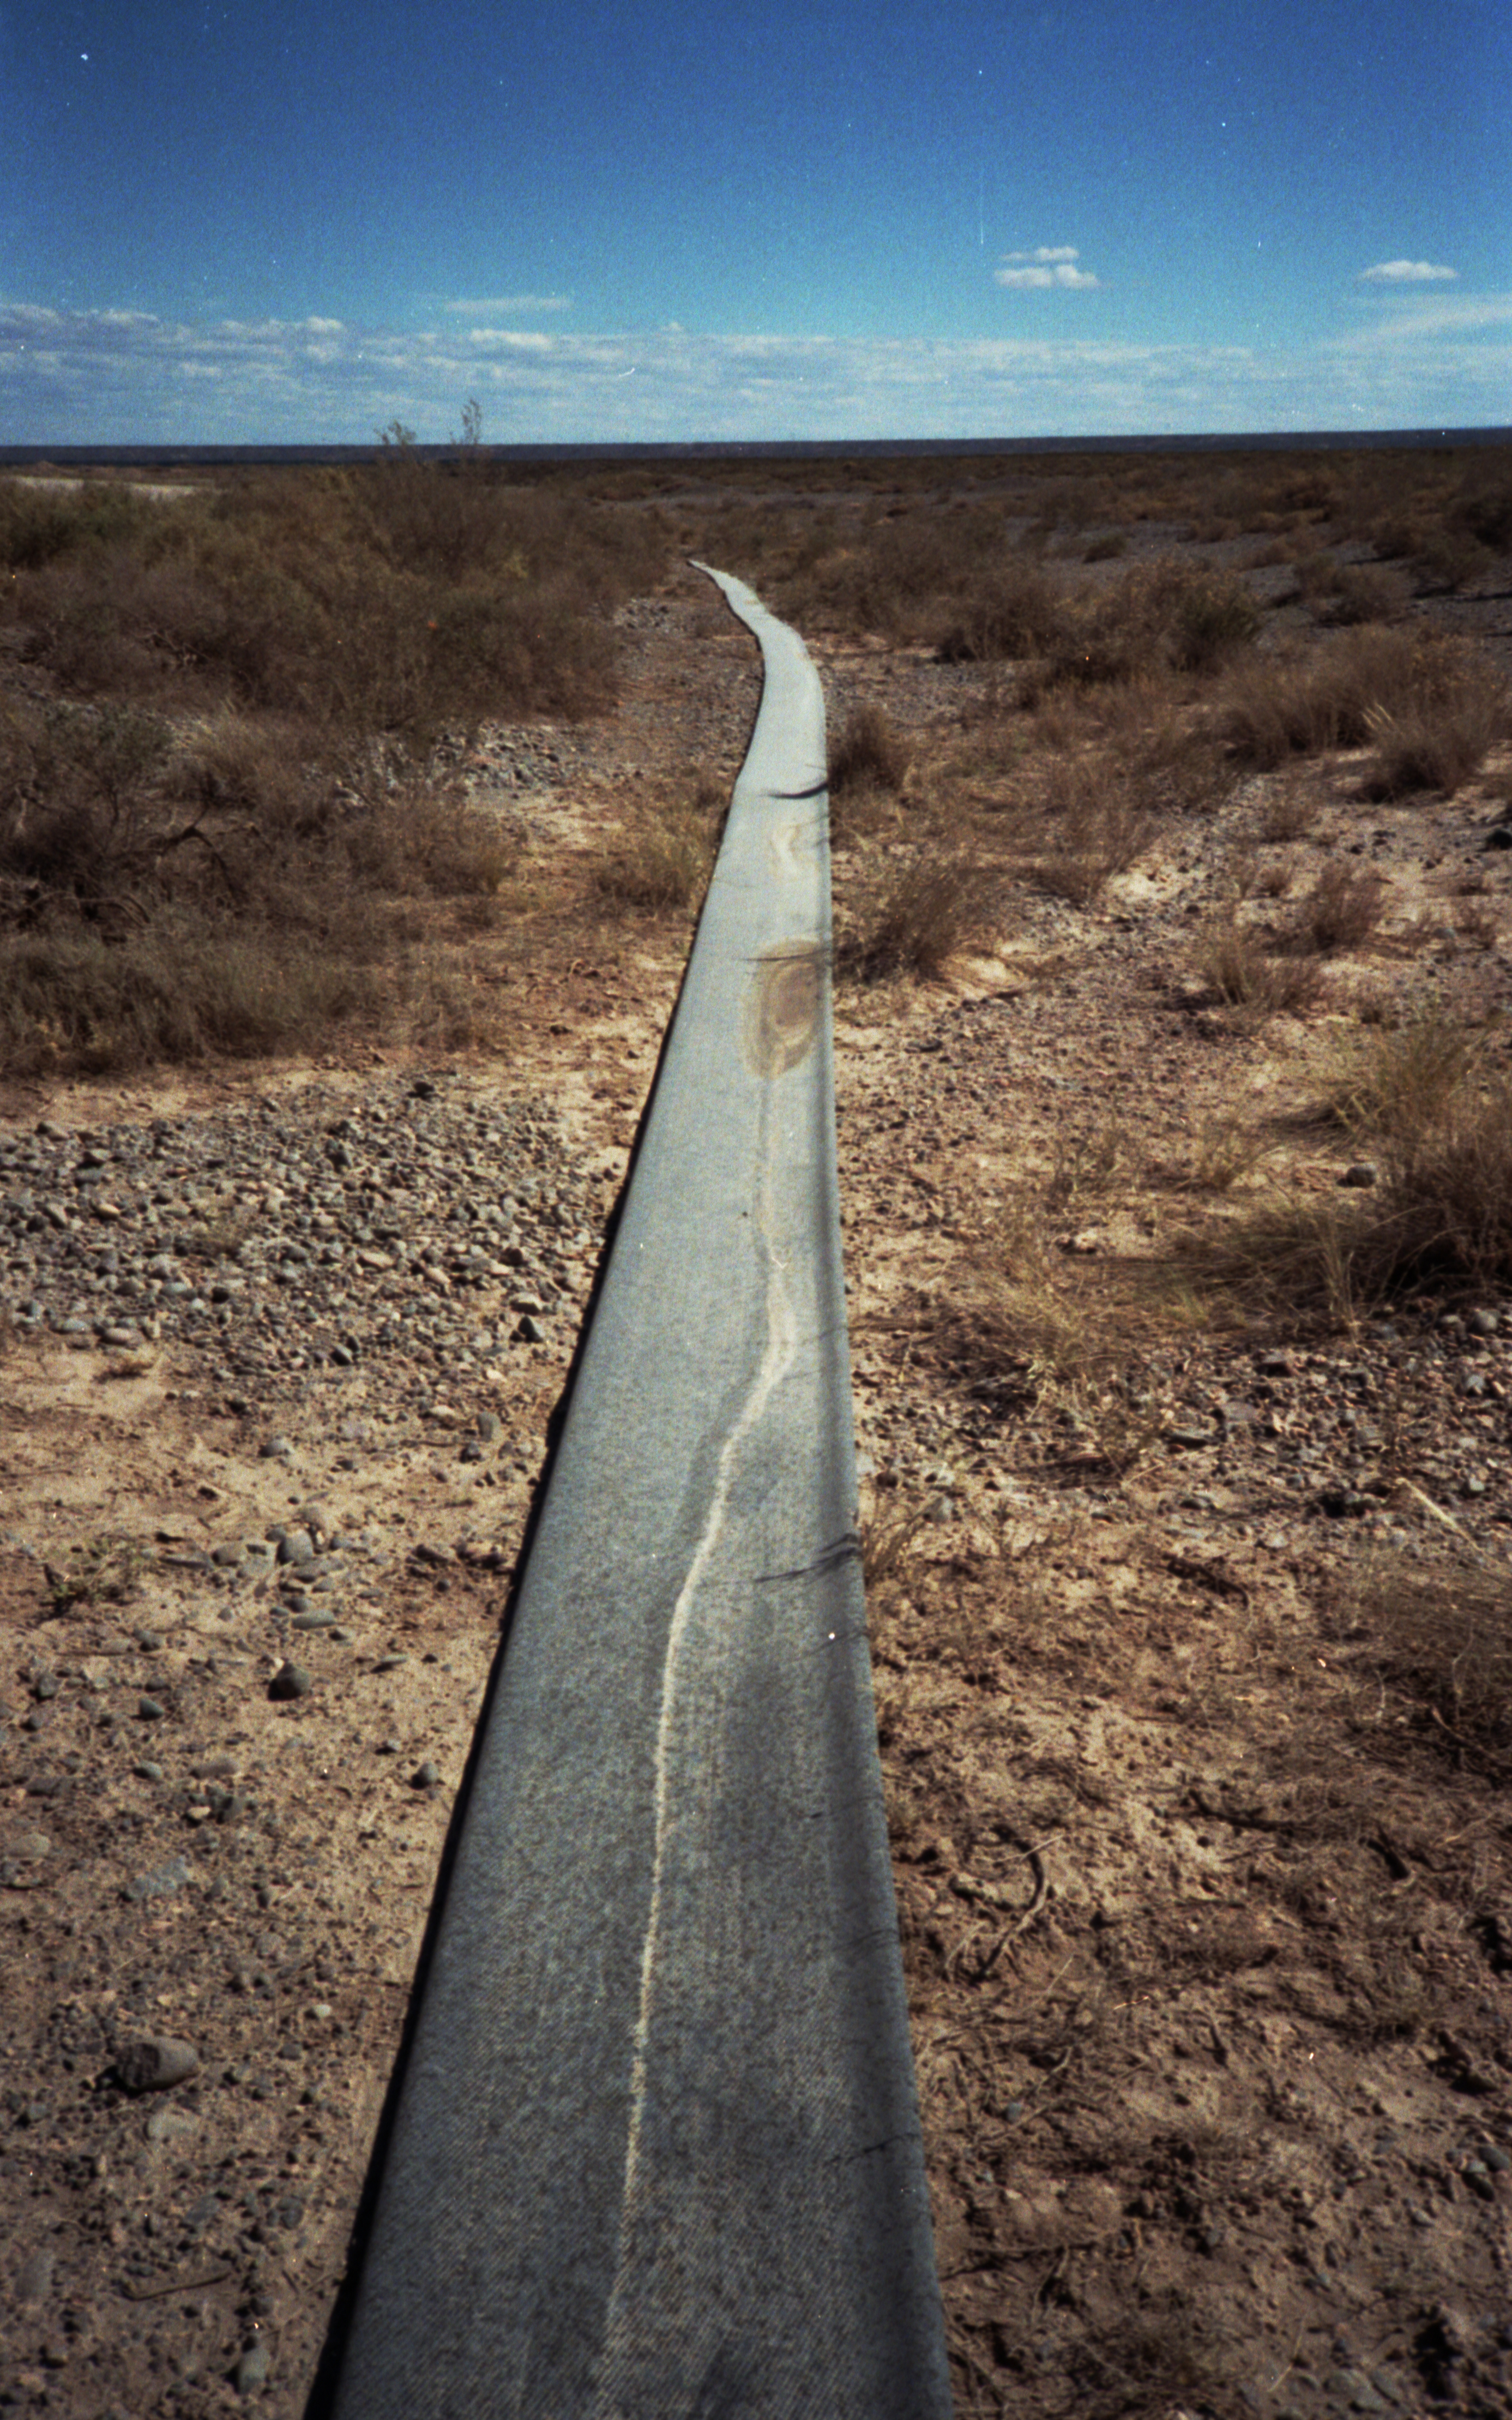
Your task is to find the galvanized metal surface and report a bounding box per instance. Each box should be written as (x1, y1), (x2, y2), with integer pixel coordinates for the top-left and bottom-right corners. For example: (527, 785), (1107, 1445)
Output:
(327, 569), (951, 2419)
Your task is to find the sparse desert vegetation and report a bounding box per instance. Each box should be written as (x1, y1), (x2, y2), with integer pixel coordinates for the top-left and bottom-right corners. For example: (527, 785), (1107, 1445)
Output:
(4, 434), (1512, 2420)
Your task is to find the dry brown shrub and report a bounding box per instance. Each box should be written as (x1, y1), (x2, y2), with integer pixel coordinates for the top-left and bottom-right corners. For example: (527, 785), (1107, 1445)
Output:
(1148, 1115), (1271, 1193)
(1318, 1010), (1479, 1145)
(829, 702), (911, 794)
(1354, 1558), (1512, 1779)
(1022, 754), (1154, 903)
(1193, 920), (1325, 1018)
(1221, 627), (1508, 777)
(1178, 1020), (1512, 1322)
(0, 920), (378, 1076)
(935, 557), (1063, 663)
(595, 795), (714, 916)
(1033, 557), (1262, 694)
(0, 696), (523, 1073)
(5, 455), (656, 737)
(1326, 563), (1411, 625)
(839, 852), (1004, 982)
(1256, 779), (1317, 842)
(1364, 648), (1509, 798)
(1276, 860), (1387, 956)
(1412, 528), (1495, 593)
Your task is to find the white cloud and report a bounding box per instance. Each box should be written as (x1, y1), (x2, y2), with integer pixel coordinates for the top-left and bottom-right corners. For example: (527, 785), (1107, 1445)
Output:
(442, 293), (571, 314)
(0, 299), (1506, 446)
(465, 329), (555, 351)
(1360, 259), (1458, 284)
(997, 246), (1100, 291)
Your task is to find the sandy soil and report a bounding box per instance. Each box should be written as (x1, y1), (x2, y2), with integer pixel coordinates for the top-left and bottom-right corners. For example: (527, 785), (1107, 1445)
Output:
(4, 520), (1512, 2419)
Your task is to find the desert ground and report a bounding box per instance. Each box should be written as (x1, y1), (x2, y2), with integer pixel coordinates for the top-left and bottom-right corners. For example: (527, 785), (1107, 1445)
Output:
(3, 443), (1512, 2417)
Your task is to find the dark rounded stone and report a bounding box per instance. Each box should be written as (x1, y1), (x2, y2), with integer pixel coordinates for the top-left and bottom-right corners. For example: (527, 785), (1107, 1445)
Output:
(115, 2034), (200, 2094)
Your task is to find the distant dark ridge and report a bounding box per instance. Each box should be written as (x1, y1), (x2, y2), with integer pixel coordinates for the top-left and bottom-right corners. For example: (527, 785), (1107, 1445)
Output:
(1, 428), (1508, 471)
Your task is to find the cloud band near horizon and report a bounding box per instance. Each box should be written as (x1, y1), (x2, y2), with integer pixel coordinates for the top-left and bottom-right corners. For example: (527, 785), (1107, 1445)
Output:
(1, 298), (1508, 446)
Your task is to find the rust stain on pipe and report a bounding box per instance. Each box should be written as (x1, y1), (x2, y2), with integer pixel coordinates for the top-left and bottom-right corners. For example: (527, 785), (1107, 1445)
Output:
(741, 942), (824, 1080)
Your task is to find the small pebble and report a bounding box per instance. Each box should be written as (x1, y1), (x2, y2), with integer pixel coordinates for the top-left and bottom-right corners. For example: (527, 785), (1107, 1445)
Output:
(233, 2339), (270, 2396)
(128, 1853), (192, 1901)
(15, 2248), (56, 2303)
(132, 1760), (164, 1782)
(412, 1760), (440, 1789)
(268, 1664), (312, 1702)
(137, 1696), (166, 1721)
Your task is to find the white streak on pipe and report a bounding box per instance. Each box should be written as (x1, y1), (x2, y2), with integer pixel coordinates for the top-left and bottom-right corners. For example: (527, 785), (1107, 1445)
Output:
(593, 1136), (798, 2386)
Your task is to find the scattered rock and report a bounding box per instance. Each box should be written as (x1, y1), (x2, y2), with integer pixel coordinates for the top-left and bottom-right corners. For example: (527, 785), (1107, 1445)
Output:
(145, 2106), (202, 2145)
(268, 1663), (312, 1702)
(114, 2035), (200, 2094)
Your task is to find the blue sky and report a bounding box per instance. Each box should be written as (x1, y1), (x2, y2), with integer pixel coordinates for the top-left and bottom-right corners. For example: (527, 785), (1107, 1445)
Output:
(2, 0), (1508, 443)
